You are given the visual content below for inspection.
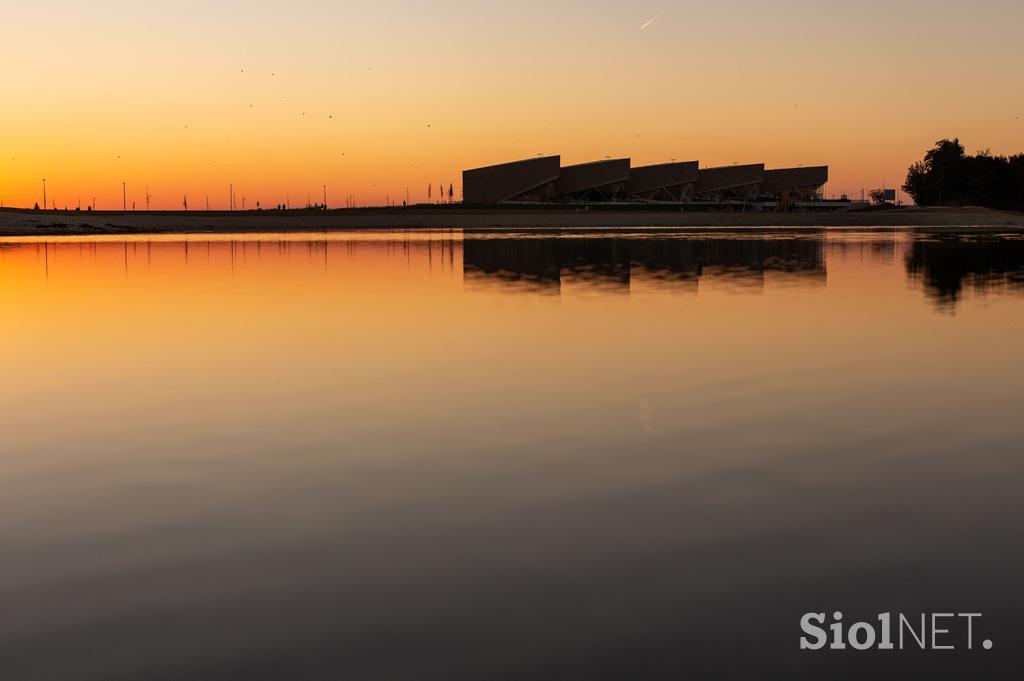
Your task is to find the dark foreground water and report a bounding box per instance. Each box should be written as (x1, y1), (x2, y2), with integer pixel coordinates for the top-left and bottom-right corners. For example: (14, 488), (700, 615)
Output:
(1, 229), (1023, 680)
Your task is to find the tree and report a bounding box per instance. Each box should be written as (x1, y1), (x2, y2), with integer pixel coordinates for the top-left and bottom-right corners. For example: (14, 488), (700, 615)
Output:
(448, 183), (454, 203)
(903, 139), (967, 205)
(1010, 155), (1024, 201)
(902, 138), (1024, 208)
(869, 188), (887, 205)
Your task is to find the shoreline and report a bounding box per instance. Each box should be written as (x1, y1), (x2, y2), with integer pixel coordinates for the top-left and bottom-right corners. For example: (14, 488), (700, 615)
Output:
(1, 206), (1022, 237)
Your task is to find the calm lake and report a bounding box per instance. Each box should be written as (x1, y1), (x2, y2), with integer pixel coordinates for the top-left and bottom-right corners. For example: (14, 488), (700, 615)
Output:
(2, 229), (1023, 680)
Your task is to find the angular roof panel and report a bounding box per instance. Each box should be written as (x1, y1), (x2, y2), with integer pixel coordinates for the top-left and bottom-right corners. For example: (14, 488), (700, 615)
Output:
(696, 164), (765, 193)
(463, 156), (561, 203)
(762, 166), (829, 194)
(556, 159), (631, 196)
(627, 161), (699, 194)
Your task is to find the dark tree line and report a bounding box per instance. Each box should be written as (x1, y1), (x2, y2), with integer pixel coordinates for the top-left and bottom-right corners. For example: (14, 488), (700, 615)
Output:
(903, 139), (1024, 209)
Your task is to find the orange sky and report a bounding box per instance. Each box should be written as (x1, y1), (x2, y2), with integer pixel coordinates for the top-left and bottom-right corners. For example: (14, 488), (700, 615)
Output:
(2, 1), (1023, 209)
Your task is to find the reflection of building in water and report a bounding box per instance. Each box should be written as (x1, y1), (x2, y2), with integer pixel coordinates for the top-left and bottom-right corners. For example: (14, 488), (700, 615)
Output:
(463, 235), (827, 293)
(906, 234), (1024, 308)
(825, 233), (902, 266)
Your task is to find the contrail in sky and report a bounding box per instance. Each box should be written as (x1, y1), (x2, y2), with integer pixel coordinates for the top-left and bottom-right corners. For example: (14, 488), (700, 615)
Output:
(640, 14), (661, 30)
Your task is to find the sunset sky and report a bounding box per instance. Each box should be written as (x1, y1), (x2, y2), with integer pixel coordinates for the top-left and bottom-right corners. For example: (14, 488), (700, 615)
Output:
(2, 0), (1022, 209)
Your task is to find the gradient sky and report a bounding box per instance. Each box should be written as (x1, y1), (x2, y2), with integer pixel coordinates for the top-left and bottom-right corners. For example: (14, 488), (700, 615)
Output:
(2, 0), (1022, 209)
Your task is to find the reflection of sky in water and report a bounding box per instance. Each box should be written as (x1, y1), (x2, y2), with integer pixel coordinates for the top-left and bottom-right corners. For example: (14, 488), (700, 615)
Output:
(1, 230), (1023, 680)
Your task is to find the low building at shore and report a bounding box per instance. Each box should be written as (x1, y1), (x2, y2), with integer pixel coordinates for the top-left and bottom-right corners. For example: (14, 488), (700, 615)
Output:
(463, 156), (829, 208)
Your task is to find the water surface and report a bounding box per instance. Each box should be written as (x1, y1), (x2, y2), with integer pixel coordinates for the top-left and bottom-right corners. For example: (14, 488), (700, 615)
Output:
(2, 229), (1023, 680)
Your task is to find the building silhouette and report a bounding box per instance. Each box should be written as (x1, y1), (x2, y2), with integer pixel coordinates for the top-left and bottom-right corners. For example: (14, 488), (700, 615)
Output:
(463, 156), (829, 208)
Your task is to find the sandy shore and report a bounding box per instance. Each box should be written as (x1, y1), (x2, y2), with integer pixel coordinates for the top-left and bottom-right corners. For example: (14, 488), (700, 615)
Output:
(1, 206), (1021, 236)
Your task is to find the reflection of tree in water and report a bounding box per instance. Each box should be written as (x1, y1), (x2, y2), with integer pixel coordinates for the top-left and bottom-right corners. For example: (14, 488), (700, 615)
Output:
(463, 234), (826, 292)
(906, 234), (1024, 308)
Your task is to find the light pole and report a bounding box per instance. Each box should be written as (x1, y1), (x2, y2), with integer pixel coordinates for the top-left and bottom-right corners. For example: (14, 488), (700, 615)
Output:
(323, 185), (327, 209)
(42, 179), (47, 211)
(122, 182), (127, 211)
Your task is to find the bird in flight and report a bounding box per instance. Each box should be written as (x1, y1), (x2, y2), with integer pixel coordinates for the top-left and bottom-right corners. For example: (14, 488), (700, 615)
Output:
(640, 15), (661, 30)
